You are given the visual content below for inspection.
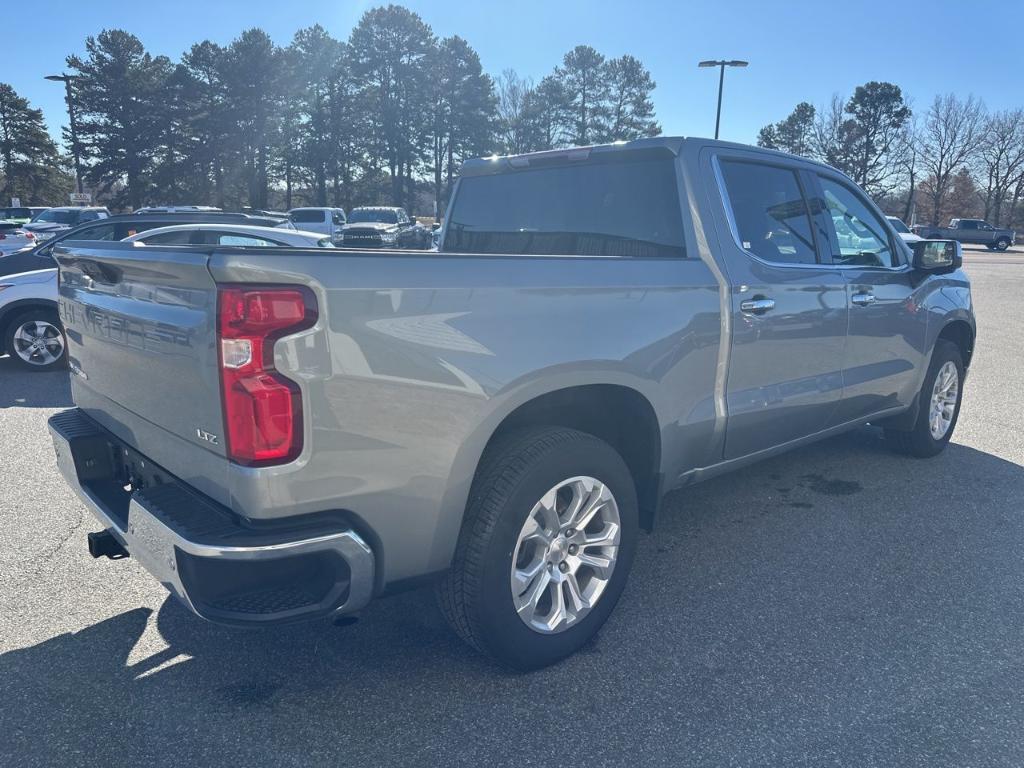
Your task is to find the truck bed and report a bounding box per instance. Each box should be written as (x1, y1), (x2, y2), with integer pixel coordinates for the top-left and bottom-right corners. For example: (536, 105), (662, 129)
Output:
(54, 240), (721, 584)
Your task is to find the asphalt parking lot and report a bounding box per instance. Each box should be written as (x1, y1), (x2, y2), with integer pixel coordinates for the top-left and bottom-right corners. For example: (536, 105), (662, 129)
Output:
(1, 247), (1023, 767)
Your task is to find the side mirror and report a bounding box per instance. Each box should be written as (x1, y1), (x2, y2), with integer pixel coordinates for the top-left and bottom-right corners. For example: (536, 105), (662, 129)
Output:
(911, 239), (961, 273)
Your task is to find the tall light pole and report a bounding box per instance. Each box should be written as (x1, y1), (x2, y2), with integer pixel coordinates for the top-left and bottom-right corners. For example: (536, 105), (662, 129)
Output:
(697, 60), (748, 140)
(45, 73), (84, 194)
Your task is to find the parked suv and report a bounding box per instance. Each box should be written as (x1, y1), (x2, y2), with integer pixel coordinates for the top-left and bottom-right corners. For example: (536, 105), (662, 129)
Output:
(48, 137), (973, 669)
(0, 268), (63, 370)
(24, 207), (111, 241)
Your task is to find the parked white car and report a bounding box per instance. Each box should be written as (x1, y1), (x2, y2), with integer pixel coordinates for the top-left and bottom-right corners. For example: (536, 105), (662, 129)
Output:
(0, 222), (38, 255)
(887, 216), (923, 244)
(282, 207), (347, 243)
(0, 268), (64, 371)
(124, 223), (336, 248)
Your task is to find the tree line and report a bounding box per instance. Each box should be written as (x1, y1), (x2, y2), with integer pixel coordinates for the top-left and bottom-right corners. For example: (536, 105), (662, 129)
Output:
(0, 4), (659, 214)
(758, 84), (1024, 228)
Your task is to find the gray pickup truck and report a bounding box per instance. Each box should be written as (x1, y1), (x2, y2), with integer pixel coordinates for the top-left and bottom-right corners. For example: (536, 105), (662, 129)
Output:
(913, 218), (1015, 251)
(48, 137), (974, 669)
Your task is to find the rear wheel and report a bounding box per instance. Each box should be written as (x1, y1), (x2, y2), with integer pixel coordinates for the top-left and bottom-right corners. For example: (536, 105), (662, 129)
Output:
(438, 427), (638, 670)
(884, 340), (963, 457)
(994, 237), (1011, 251)
(4, 309), (67, 371)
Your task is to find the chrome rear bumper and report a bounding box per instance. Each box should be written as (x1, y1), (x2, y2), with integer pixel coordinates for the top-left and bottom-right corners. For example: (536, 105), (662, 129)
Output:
(49, 408), (375, 625)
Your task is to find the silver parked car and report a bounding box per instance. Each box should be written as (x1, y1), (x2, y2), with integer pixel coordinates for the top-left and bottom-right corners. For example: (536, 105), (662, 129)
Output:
(0, 268), (64, 371)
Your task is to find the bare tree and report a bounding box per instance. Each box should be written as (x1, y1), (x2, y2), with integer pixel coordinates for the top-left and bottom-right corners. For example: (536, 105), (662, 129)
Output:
(918, 94), (984, 225)
(812, 95), (848, 168)
(897, 114), (920, 223)
(495, 69), (534, 155)
(975, 109), (1024, 226)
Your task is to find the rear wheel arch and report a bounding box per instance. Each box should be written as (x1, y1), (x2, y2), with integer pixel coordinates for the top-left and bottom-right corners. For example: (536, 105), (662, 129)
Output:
(479, 384), (663, 530)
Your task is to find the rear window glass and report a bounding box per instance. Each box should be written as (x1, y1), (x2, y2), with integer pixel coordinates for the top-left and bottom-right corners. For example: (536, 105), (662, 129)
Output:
(719, 160), (818, 265)
(445, 156), (685, 257)
(290, 210), (325, 223)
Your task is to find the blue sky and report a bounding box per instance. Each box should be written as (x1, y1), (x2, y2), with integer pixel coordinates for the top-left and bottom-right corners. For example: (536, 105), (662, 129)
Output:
(4, 0), (1022, 148)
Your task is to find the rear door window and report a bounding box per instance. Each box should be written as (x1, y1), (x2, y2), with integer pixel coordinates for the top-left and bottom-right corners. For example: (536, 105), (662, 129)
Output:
(718, 159), (819, 265)
(444, 153), (686, 257)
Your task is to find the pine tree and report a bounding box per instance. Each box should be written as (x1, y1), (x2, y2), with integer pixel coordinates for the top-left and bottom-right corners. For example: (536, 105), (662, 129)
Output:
(67, 29), (172, 208)
(0, 83), (70, 204)
(605, 55), (659, 141)
(554, 45), (610, 146)
(349, 5), (435, 209)
(430, 35), (496, 217)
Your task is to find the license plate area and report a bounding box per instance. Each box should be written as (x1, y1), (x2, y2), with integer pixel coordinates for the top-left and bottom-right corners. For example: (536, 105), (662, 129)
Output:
(78, 434), (176, 530)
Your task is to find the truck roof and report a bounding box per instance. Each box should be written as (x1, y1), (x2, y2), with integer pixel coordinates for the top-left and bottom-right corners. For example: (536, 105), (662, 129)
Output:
(461, 136), (840, 177)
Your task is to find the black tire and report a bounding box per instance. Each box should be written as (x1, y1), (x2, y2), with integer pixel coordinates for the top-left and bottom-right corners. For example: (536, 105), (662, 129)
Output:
(884, 340), (964, 458)
(994, 237), (1010, 252)
(3, 309), (68, 372)
(437, 426), (639, 670)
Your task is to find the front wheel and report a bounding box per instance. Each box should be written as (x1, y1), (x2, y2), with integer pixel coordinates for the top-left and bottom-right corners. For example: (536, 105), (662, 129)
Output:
(5, 310), (68, 371)
(994, 237), (1010, 251)
(438, 427), (638, 670)
(885, 340), (964, 457)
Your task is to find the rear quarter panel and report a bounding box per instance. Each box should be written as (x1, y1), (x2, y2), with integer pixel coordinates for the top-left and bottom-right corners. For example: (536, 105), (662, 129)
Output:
(208, 249), (721, 583)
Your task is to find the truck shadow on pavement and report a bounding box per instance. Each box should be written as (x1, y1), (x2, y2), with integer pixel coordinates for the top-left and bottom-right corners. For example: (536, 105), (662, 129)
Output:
(3, 429), (1024, 766)
(0, 356), (73, 408)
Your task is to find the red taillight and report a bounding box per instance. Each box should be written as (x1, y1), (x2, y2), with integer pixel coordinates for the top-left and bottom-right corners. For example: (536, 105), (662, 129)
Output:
(217, 286), (317, 466)
(24, 232), (35, 240)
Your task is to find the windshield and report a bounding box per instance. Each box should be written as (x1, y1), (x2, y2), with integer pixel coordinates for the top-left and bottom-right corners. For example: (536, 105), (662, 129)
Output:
(887, 217), (910, 233)
(1, 208), (32, 219)
(445, 153), (686, 257)
(33, 210), (79, 224)
(348, 209), (398, 224)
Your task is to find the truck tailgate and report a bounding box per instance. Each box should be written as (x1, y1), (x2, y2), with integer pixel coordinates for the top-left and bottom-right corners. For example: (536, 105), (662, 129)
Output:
(54, 242), (228, 468)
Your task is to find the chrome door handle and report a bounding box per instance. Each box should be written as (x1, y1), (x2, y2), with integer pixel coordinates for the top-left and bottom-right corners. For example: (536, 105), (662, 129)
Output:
(739, 298), (775, 315)
(851, 292), (876, 306)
